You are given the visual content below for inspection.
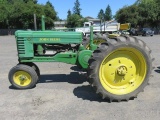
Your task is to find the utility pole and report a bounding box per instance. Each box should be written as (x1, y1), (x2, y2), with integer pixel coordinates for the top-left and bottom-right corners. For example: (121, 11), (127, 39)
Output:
(34, 14), (37, 31)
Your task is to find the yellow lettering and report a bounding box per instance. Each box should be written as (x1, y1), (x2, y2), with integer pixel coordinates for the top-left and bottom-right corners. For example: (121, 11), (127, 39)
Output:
(39, 38), (60, 41)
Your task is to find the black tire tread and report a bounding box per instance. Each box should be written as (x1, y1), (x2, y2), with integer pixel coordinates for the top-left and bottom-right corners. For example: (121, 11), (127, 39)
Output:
(83, 33), (108, 48)
(87, 36), (153, 102)
(8, 64), (38, 89)
(23, 62), (40, 78)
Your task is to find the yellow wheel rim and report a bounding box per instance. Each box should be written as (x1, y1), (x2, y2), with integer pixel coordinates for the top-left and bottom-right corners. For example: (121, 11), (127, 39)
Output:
(86, 39), (106, 49)
(108, 34), (120, 38)
(13, 71), (32, 86)
(99, 47), (147, 95)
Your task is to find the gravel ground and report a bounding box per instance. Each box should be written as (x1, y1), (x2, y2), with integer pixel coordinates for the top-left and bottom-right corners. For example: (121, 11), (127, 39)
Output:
(0, 35), (160, 120)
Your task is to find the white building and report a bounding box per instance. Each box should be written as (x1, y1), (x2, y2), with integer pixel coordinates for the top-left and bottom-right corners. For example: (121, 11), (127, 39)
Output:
(54, 21), (67, 29)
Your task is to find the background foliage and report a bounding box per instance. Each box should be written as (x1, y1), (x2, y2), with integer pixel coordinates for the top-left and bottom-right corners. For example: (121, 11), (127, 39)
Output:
(66, 0), (88, 28)
(0, 0), (160, 30)
(97, 4), (112, 23)
(0, 0), (57, 29)
(115, 0), (160, 28)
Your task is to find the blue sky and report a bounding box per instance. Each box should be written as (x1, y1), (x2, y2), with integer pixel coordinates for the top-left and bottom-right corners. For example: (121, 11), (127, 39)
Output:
(38, 0), (137, 19)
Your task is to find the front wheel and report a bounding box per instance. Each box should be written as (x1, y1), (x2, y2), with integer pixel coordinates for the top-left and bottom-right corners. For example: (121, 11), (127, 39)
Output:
(87, 36), (153, 102)
(8, 64), (38, 89)
(23, 62), (40, 79)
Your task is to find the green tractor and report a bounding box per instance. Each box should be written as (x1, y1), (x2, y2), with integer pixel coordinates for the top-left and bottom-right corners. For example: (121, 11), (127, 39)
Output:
(8, 16), (153, 102)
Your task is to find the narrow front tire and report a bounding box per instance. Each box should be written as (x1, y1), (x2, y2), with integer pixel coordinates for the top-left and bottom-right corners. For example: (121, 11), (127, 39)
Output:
(8, 64), (38, 89)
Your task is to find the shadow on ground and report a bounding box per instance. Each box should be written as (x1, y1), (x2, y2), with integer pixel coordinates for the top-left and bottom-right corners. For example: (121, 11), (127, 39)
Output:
(38, 72), (86, 84)
(9, 71), (87, 89)
(73, 85), (109, 102)
(154, 66), (160, 73)
(70, 66), (86, 72)
(9, 69), (110, 102)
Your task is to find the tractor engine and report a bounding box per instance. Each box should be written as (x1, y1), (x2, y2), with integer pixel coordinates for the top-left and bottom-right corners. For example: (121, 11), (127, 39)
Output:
(15, 30), (83, 59)
(34, 43), (79, 55)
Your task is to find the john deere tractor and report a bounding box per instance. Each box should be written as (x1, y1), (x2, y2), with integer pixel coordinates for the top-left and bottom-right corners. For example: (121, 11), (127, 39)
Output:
(8, 16), (153, 102)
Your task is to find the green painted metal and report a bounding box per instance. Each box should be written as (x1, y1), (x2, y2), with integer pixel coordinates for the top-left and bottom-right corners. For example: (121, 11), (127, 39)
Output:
(41, 15), (45, 31)
(15, 16), (99, 69)
(15, 31), (82, 44)
(20, 51), (78, 64)
(78, 44), (86, 51)
(90, 26), (93, 46)
(78, 50), (93, 68)
(89, 26), (98, 51)
(37, 45), (44, 55)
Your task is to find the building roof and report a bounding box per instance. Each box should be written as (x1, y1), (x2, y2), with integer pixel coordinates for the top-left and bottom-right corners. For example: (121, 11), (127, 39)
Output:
(54, 21), (67, 25)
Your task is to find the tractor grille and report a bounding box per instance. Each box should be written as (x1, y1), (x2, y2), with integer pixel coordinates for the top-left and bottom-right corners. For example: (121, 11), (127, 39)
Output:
(17, 37), (25, 56)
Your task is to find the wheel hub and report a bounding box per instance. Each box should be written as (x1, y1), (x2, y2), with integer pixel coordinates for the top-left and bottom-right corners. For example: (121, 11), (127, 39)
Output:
(19, 75), (26, 81)
(116, 65), (127, 76)
(13, 71), (32, 86)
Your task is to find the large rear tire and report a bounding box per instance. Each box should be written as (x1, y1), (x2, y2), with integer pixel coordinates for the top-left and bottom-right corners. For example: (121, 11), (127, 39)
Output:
(87, 36), (153, 102)
(83, 33), (108, 49)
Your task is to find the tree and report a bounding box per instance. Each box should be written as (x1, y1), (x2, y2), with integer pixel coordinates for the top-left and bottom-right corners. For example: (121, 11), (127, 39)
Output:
(67, 9), (72, 19)
(46, 1), (54, 8)
(3, 0), (37, 4)
(73, 0), (81, 16)
(115, 5), (139, 27)
(44, 1), (57, 29)
(0, 0), (58, 29)
(97, 9), (104, 20)
(23, 0), (38, 4)
(104, 5), (112, 21)
(66, 14), (81, 28)
(114, 0), (160, 29)
(132, 0), (160, 27)
(0, 0), (13, 28)
(66, 0), (86, 28)
(9, 0), (43, 29)
(66, 14), (87, 28)
(138, 0), (160, 27)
